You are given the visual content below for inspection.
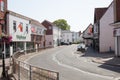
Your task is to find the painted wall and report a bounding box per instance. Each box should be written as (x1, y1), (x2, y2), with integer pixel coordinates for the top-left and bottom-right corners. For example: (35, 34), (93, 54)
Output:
(99, 3), (115, 52)
(61, 30), (72, 43)
(53, 26), (61, 47)
(45, 35), (53, 48)
(8, 14), (31, 42)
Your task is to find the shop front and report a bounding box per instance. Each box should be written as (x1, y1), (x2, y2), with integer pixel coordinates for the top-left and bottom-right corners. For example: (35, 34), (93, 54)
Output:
(114, 27), (120, 56)
(7, 11), (31, 55)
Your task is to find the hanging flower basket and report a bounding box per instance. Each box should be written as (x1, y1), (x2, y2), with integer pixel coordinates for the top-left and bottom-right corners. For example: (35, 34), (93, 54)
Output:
(0, 32), (12, 43)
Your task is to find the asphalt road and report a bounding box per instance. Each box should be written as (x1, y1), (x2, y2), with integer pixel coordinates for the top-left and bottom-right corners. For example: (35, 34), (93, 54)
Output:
(27, 45), (120, 80)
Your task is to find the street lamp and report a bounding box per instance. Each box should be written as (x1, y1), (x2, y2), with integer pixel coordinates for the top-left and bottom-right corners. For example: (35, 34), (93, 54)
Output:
(0, 18), (7, 78)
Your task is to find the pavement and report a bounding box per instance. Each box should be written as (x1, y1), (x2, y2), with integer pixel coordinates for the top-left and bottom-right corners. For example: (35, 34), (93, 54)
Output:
(0, 46), (120, 80)
(84, 47), (120, 67)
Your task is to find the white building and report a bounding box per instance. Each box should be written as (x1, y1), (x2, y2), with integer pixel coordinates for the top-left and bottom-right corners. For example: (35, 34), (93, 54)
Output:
(61, 30), (72, 44)
(111, 0), (120, 57)
(72, 32), (80, 43)
(7, 10), (31, 53)
(99, 2), (115, 52)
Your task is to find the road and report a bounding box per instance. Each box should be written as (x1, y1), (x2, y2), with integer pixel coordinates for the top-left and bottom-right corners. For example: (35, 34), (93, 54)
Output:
(27, 44), (120, 80)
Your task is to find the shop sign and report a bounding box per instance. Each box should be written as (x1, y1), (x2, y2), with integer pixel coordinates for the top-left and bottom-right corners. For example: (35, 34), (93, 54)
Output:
(16, 35), (26, 40)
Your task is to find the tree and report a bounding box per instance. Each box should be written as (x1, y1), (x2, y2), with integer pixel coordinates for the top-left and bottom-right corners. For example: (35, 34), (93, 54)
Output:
(53, 19), (70, 30)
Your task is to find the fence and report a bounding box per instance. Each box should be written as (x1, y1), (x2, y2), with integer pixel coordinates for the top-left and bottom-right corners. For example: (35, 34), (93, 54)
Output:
(12, 51), (59, 80)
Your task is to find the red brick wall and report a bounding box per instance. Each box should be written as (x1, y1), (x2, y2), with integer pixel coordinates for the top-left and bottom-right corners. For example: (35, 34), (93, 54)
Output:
(42, 21), (53, 35)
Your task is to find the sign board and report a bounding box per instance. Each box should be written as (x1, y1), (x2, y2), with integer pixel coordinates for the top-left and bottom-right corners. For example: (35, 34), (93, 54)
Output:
(9, 15), (31, 42)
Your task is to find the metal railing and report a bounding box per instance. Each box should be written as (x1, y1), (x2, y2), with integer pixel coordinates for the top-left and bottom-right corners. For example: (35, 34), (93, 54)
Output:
(12, 50), (59, 80)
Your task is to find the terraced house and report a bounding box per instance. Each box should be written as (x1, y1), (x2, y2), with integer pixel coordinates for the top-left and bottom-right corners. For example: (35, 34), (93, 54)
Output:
(99, 1), (115, 53)
(93, 8), (107, 51)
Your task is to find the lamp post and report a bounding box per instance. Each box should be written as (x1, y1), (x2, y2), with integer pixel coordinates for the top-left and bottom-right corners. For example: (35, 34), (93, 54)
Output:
(0, 18), (7, 78)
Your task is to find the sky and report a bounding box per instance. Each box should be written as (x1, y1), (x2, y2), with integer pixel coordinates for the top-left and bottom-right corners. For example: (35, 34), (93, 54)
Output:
(8, 0), (113, 32)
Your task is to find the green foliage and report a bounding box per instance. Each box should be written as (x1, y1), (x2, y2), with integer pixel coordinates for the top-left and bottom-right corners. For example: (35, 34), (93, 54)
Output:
(53, 19), (70, 30)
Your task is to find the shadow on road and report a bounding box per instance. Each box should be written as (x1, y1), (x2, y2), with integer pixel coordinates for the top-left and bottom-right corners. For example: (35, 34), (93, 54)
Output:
(99, 58), (120, 73)
(77, 47), (120, 73)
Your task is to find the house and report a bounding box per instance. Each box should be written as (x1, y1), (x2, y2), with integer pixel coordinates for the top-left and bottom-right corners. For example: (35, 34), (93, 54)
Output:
(99, 2), (115, 53)
(42, 20), (61, 47)
(61, 30), (72, 44)
(82, 24), (93, 46)
(30, 19), (46, 51)
(111, 0), (120, 56)
(72, 31), (81, 43)
(93, 8), (107, 51)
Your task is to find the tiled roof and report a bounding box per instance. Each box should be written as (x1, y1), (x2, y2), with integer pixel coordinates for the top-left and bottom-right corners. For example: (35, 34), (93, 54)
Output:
(42, 20), (54, 26)
(30, 19), (46, 29)
(94, 8), (107, 23)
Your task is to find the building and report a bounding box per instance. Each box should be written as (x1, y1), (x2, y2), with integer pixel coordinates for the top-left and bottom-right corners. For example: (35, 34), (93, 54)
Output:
(6, 10), (46, 54)
(30, 19), (46, 51)
(82, 24), (93, 46)
(72, 31), (81, 43)
(99, 2), (115, 52)
(6, 10), (32, 53)
(93, 8), (107, 51)
(111, 0), (120, 56)
(61, 30), (72, 44)
(42, 20), (61, 47)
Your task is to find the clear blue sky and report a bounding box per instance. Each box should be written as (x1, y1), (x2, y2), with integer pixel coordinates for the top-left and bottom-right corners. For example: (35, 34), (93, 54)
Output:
(8, 0), (113, 32)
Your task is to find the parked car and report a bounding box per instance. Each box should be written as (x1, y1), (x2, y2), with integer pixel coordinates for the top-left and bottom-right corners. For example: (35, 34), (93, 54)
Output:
(77, 43), (87, 52)
(61, 42), (70, 45)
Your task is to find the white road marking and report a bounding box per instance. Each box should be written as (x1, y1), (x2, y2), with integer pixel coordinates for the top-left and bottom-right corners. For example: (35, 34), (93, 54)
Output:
(52, 50), (115, 80)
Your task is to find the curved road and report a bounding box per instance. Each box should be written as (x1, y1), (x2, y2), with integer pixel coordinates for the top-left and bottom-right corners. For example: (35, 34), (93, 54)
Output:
(27, 45), (120, 80)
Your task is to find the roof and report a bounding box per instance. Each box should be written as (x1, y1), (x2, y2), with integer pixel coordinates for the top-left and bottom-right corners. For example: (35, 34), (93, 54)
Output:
(94, 8), (107, 23)
(83, 24), (93, 33)
(7, 10), (46, 30)
(7, 10), (30, 21)
(42, 20), (55, 26)
(30, 19), (46, 30)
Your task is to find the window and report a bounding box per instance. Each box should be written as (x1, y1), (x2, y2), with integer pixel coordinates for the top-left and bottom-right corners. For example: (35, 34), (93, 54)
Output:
(0, 0), (4, 12)
(13, 21), (16, 32)
(26, 24), (28, 34)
